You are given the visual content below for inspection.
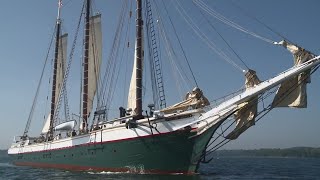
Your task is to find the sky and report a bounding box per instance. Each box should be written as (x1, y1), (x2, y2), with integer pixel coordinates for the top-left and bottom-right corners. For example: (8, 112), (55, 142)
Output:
(0, 0), (319, 150)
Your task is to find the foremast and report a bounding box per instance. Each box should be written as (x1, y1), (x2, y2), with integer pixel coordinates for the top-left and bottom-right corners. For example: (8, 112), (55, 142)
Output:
(82, 0), (91, 131)
(127, 0), (144, 117)
(135, 0), (143, 117)
(48, 0), (63, 139)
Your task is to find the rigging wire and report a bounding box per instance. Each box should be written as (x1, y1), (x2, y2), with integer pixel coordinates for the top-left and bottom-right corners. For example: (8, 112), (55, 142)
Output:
(23, 24), (57, 137)
(154, 5), (191, 99)
(229, 0), (290, 43)
(202, 64), (320, 158)
(193, 0), (275, 44)
(229, 0), (317, 56)
(52, 1), (85, 127)
(173, 0), (245, 72)
(145, 0), (159, 108)
(160, 0), (199, 87)
(42, 48), (55, 132)
(105, 2), (128, 112)
(99, 1), (127, 103)
(193, 2), (249, 70)
(122, 0), (133, 107)
(107, 6), (132, 118)
(99, 0), (128, 118)
(145, 0), (167, 109)
(223, 0), (320, 57)
(153, 1), (194, 98)
(62, 0), (73, 8)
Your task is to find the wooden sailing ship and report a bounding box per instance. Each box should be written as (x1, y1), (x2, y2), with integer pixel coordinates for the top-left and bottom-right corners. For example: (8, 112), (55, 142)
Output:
(8, 0), (320, 174)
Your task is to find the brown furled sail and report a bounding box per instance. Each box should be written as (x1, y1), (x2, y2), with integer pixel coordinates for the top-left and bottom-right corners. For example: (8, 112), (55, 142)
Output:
(272, 40), (314, 108)
(226, 69), (261, 140)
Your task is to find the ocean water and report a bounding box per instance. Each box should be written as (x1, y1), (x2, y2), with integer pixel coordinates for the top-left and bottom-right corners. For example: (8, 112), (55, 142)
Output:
(1, 156), (319, 180)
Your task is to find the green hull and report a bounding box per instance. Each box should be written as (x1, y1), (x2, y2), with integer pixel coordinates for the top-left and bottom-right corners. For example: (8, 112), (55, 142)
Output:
(10, 124), (219, 174)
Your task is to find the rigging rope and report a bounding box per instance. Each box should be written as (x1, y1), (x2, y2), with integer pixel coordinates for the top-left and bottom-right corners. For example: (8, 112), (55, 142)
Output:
(202, 64), (320, 158)
(157, 21), (186, 98)
(145, 0), (167, 109)
(230, 1), (289, 43)
(122, 0), (133, 107)
(194, 2), (249, 70)
(173, 0), (245, 72)
(154, 2), (193, 99)
(193, 0), (275, 44)
(23, 24), (56, 137)
(53, 2), (85, 126)
(99, 0), (128, 118)
(161, 0), (199, 87)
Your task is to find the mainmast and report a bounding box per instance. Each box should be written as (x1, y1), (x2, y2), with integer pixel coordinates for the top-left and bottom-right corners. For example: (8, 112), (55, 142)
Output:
(135, 0), (143, 117)
(82, 0), (90, 131)
(48, 0), (63, 139)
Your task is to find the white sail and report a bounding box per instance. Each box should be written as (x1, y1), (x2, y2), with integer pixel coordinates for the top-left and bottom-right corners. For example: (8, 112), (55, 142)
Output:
(226, 69), (260, 140)
(41, 34), (67, 135)
(127, 54), (137, 114)
(55, 33), (68, 105)
(87, 14), (102, 117)
(272, 40), (314, 108)
(41, 114), (51, 134)
(127, 29), (144, 115)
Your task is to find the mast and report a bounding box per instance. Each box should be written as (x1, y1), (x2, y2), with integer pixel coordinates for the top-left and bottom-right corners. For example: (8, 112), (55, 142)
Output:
(48, 0), (62, 139)
(82, 0), (90, 131)
(135, 0), (143, 117)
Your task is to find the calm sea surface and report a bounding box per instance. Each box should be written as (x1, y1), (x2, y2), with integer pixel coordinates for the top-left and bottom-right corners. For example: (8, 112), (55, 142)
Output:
(0, 155), (319, 180)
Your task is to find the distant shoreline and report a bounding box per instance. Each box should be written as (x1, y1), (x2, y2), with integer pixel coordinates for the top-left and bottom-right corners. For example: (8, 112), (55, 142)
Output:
(215, 147), (320, 158)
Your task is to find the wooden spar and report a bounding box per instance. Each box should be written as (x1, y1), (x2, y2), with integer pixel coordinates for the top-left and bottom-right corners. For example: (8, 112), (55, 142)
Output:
(82, 0), (90, 131)
(48, 0), (62, 139)
(135, 0), (143, 117)
(173, 55), (320, 131)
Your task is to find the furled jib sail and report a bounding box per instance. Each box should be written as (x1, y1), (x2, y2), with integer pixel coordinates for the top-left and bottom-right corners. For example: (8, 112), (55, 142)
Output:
(160, 87), (210, 114)
(226, 69), (261, 140)
(42, 34), (68, 134)
(272, 40), (314, 108)
(87, 14), (102, 117)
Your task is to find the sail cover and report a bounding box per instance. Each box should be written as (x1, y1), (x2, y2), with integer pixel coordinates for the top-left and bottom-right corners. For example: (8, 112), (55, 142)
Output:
(87, 14), (102, 117)
(160, 87), (210, 114)
(272, 40), (314, 108)
(55, 33), (68, 106)
(54, 120), (76, 131)
(226, 69), (261, 140)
